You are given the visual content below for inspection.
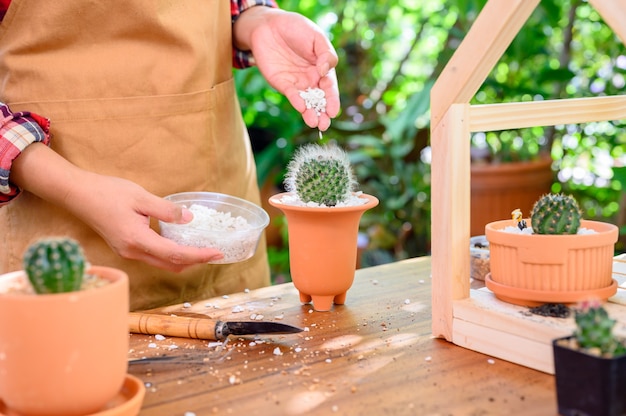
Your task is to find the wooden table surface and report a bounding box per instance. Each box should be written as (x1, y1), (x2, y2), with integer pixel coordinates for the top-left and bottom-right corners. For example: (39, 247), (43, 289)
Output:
(127, 257), (558, 415)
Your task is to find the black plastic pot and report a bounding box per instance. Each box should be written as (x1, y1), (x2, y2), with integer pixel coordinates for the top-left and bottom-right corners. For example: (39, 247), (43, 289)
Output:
(553, 336), (626, 416)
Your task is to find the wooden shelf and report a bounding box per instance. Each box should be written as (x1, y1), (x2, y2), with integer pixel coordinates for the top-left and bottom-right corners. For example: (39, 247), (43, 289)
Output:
(429, 0), (626, 374)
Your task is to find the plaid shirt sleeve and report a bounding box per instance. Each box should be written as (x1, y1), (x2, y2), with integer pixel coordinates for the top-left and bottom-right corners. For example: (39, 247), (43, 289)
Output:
(0, 105), (50, 204)
(231, 0), (278, 69)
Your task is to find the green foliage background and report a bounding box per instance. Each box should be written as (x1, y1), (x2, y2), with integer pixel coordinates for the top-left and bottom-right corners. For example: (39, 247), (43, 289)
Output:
(235, 0), (626, 283)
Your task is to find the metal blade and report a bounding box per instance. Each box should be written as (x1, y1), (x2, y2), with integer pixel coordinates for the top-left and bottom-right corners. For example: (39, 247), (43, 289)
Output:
(217, 321), (303, 338)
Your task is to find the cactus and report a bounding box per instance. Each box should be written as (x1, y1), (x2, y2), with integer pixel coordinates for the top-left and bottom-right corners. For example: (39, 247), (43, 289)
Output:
(284, 143), (357, 206)
(23, 237), (86, 294)
(574, 300), (626, 356)
(530, 193), (581, 235)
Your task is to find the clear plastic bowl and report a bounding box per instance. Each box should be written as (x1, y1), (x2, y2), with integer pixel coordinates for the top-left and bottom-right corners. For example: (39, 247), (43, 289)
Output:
(159, 192), (269, 264)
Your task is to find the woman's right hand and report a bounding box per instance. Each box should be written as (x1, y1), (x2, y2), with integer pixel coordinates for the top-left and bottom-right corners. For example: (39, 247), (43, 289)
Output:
(69, 173), (225, 272)
(11, 143), (224, 272)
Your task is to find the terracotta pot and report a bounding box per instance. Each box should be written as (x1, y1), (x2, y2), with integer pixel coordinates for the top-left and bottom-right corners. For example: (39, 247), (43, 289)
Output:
(0, 266), (130, 416)
(268, 192), (378, 311)
(553, 336), (626, 416)
(470, 157), (553, 236)
(485, 219), (618, 306)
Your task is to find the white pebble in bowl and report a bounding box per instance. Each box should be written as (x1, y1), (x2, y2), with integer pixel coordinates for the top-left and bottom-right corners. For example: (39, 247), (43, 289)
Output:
(161, 204), (260, 264)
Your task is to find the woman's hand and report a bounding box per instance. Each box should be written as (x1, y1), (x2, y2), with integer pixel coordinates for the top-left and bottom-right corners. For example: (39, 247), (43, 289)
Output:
(233, 7), (340, 131)
(70, 173), (224, 272)
(11, 143), (223, 272)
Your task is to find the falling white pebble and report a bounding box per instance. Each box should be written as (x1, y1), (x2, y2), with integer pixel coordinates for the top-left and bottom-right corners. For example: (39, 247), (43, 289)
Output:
(304, 327), (310, 332)
(222, 295), (229, 299)
(404, 299), (411, 305)
(425, 356), (432, 361)
(155, 334), (166, 341)
(244, 288), (250, 293)
(183, 302), (192, 308)
(487, 359), (495, 364)
(325, 358), (332, 363)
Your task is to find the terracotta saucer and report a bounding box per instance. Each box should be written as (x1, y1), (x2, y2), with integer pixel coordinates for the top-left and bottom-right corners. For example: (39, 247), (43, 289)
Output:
(0, 374), (145, 416)
(485, 273), (618, 307)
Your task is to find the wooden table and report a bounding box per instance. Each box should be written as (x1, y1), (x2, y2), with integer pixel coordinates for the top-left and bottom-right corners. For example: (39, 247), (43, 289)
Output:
(128, 257), (557, 415)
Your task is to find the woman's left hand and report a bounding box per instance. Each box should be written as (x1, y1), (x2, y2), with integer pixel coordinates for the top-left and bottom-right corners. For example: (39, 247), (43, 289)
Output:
(234, 7), (340, 131)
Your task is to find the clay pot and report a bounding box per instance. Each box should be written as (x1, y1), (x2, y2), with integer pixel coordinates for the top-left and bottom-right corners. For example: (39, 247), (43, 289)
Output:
(470, 157), (553, 237)
(268, 192), (378, 311)
(0, 266), (130, 416)
(485, 219), (618, 306)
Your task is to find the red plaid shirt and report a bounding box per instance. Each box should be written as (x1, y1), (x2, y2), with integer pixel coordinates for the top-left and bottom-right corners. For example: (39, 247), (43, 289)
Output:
(0, 0), (277, 204)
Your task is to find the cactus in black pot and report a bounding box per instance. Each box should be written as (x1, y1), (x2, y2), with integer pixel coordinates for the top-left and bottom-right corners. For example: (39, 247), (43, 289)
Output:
(284, 143), (357, 206)
(23, 237), (86, 294)
(530, 193), (582, 235)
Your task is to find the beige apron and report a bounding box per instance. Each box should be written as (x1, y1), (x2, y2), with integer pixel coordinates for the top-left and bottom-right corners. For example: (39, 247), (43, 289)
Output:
(0, 0), (270, 310)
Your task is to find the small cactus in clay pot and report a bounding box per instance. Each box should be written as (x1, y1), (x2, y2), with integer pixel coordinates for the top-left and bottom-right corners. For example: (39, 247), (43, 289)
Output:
(284, 143), (357, 206)
(23, 237), (86, 294)
(530, 193), (582, 235)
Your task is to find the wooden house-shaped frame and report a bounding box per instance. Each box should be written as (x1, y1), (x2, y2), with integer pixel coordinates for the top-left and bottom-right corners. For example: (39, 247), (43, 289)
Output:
(430, 0), (626, 373)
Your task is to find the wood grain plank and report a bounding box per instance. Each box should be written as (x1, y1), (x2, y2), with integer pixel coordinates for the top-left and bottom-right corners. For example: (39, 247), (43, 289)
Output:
(469, 95), (626, 132)
(430, 0), (539, 129)
(430, 104), (471, 341)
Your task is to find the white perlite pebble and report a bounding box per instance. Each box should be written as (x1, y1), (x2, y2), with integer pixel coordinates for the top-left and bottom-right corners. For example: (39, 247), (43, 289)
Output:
(299, 87), (327, 116)
(161, 204), (259, 263)
(274, 191), (368, 208)
(154, 334), (166, 341)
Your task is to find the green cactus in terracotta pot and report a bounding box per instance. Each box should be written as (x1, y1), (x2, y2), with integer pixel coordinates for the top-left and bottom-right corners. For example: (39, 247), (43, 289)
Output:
(284, 143), (357, 206)
(530, 193), (582, 235)
(23, 237), (86, 294)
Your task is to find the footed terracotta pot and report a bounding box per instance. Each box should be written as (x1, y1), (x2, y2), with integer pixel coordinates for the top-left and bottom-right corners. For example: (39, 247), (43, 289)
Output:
(485, 219), (618, 306)
(0, 266), (130, 416)
(268, 192), (378, 311)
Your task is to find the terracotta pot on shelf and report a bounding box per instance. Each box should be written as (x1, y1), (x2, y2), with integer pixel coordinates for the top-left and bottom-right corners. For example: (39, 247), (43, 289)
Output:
(484, 219), (618, 306)
(0, 266), (138, 416)
(470, 157), (553, 237)
(268, 192), (378, 312)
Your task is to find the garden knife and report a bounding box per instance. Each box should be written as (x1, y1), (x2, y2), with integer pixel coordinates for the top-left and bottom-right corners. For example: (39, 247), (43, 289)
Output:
(128, 312), (303, 340)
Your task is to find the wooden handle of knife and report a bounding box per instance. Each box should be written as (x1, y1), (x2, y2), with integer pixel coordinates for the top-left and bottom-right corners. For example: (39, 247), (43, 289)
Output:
(128, 312), (219, 340)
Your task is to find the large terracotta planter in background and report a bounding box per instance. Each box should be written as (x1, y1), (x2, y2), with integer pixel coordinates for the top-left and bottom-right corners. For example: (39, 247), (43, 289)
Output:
(268, 192), (378, 311)
(471, 157), (554, 236)
(0, 266), (135, 416)
(485, 219), (618, 306)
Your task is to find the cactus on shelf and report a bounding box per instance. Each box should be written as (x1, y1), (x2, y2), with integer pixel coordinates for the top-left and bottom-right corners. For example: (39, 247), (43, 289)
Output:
(530, 193), (582, 235)
(284, 143), (357, 206)
(574, 300), (626, 357)
(23, 237), (86, 294)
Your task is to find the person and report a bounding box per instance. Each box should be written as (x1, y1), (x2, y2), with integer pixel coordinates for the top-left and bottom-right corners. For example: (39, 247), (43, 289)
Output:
(0, 1), (340, 310)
